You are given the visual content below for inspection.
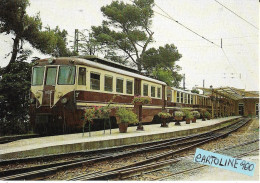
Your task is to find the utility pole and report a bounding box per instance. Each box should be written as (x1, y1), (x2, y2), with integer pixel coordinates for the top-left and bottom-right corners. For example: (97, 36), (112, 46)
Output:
(183, 74), (185, 90)
(203, 79), (205, 94)
(74, 29), (79, 53)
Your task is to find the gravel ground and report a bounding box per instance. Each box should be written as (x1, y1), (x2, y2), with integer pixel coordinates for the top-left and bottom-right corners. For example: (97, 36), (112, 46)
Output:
(132, 118), (259, 181)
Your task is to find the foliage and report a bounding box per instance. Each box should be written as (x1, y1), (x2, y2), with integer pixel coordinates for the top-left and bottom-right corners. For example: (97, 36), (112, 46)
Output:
(200, 109), (207, 117)
(0, 0), (73, 71)
(158, 112), (171, 119)
(83, 108), (96, 125)
(0, 55), (32, 135)
(152, 67), (182, 87)
(191, 111), (200, 118)
(116, 107), (138, 124)
(174, 111), (184, 117)
(191, 89), (199, 94)
(182, 110), (193, 119)
(91, 0), (182, 87)
(132, 95), (152, 105)
(186, 112), (194, 120)
(78, 29), (103, 56)
(204, 111), (211, 118)
(143, 44), (182, 87)
(83, 96), (115, 125)
(83, 104), (112, 122)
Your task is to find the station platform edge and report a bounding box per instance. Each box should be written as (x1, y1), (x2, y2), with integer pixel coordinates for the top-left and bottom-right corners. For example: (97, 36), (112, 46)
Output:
(0, 116), (241, 160)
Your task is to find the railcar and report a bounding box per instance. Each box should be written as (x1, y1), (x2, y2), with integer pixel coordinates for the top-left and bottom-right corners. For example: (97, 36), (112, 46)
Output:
(29, 56), (213, 134)
(29, 56), (167, 134)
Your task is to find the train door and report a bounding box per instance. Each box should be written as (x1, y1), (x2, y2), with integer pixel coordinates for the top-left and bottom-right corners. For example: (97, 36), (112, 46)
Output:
(134, 78), (141, 96)
(42, 66), (58, 106)
(238, 103), (244, 116)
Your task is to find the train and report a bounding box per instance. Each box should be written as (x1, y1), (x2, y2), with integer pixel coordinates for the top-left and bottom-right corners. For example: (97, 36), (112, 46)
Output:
(29, 56), (212, 134)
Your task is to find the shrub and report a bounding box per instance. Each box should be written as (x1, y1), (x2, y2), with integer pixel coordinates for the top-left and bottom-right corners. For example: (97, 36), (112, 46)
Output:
(158, 112), (172, 119)
(191, 111), (200, 118)
(205, 111), (211, 118)
(174, 111), (184, 117)
(132, 96), (152, 105)
(116, 107), (138, 124)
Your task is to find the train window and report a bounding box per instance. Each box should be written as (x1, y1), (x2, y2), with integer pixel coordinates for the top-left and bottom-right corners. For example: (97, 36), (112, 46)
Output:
(184, 93), (186, 103)
(157, 87), (161, 98)
(58, 66), (75, 85)
(126, 80), (133, 94)
(143, 84), (148, 96)
(32, 67), (44, 85)
(177, 91), (180, 102)
(78, 67), (86, 85)
(116, 78), (124, 93)
(151, 86), (156, 97)
(90, 72), (100, 90)
(105, 75), (113, 92)
(46, 67), (57, 86)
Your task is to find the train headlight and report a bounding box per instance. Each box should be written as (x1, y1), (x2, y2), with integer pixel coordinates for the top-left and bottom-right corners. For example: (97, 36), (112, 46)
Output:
(35, 92), (41, 98)
(61, 97), (68, 104)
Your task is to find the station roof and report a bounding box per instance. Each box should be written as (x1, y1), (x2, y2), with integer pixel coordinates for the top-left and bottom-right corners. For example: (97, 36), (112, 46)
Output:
(196, 87), (259, 101)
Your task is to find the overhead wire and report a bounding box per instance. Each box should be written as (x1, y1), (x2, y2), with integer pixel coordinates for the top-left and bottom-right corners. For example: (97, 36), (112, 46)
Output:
(214, 0), (259, 30)
(153, 8), (220, 48)
(153, 1), (252, 89)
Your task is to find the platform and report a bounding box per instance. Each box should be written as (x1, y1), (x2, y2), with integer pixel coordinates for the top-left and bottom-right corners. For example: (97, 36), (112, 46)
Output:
(0, 116), (241, 160)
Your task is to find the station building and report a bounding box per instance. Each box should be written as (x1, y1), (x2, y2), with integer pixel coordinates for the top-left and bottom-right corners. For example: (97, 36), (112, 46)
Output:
(198, 87), (259, 118)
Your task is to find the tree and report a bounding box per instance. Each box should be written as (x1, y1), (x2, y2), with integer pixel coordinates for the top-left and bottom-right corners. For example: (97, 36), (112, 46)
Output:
(0, 50), (32, 135)
(92, 0), (155, 71)
(0, 0), (74, 135)
(0, 0), (73, 72)
(77, 29), (103, 56)
(91, 0), (182, 87)
(142, 44), (182, 87)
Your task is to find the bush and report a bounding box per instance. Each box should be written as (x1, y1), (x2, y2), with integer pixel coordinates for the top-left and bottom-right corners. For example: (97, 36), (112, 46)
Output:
(205, 111), (211, 118)
(191, 111), (200, 118)
(132, 96), (152, 105)
(116, 107), (138, 124)
(158, 112), (172, 119)
(174, 111), (184, 117)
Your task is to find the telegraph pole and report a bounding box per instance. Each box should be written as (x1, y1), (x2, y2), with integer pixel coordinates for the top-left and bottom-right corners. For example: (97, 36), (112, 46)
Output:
(74, 29), (79, 53)
(183, 74), (186, 90)
(203, 79), (205, 94)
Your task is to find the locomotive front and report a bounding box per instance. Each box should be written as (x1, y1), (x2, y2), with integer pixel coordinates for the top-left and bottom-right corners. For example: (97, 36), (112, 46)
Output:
(29, 58), (82, 134)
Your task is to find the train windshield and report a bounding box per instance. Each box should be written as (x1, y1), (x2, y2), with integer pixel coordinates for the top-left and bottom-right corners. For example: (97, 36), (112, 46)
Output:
(58, 66), (76, 85)
(45, 67), (57, 85)
(32, 67), (44, 85)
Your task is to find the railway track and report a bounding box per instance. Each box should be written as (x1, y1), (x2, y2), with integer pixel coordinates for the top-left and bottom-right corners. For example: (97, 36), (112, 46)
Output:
(0, 117), (251, 180)
(69, 118), (252, 181)
(154, 139), (259, 181)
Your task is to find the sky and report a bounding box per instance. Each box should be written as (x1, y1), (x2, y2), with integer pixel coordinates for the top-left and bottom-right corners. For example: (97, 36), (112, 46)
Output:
(0, 0), (259, 91)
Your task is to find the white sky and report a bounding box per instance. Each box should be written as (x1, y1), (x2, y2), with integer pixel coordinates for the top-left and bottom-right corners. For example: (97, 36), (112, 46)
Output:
(0, 0), (259, 91)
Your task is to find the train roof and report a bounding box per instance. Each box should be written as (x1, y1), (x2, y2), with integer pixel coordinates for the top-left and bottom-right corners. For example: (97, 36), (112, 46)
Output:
(36, 57), (167, 86)
(169, 86), (209, 97)
(73, 55), (139, 74)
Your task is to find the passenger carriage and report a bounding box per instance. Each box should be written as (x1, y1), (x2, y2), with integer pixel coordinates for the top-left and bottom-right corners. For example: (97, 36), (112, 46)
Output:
(30, 56), (167, 134)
